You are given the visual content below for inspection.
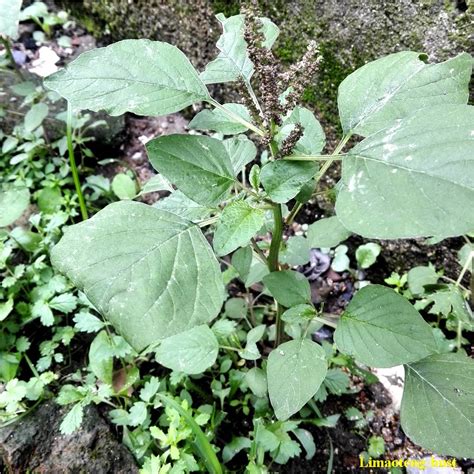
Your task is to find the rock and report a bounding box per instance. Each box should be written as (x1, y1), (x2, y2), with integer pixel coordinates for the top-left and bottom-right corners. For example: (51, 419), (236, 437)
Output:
(406, 455), (462, 474)
(372, 366), (405, 412)
(0, 401), (138, 473)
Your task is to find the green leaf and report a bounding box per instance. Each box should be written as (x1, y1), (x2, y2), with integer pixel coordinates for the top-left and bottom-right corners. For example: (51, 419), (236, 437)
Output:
(280, 236), (310, 266)
(49, 293), (78, 313)
(338, 51), (473, 136)
(60, 403), (84, 435)
(293, 428), (316, 460)
(154, 191), (212, 222)
(155, 325), (219, 374)
(89, 331), (113, 384)
(111, 173), (137, 200)
(336, 105), (474, 239)
(331, 245), (350, 272)
(213, 201), (265, 256)
(355, 243), (381, 269)
(0, 0), (22, 38)
(51, 201), (224, 352)
(334, 285), (437, 368)
(245, 367), (268, 397)
(276, 107), (326, 155)
(223, 437), (252, 463)
(147, 134), (235, 207)
(401, 352), (474, 458)
(129, 401), (148, 426)
(261, 161), (317, 203)
(223, 135), (257, 175)
(263, 270), (311, 307)
(267, 339), (327, 420)
(0, 299), (14, 322)
(24, 103), (49, 132)
(239, 324), (266, 360)
(407, 265), (438, 296)
(458, 242), (473, 271)
(0, 187), (30, 227)
(139, 174), (173, 195)
(37, 187), (62, 214)
(200, 13), (279, 85)
(139, 376), (160, 402)
(73, 311), (104, 333)
(368, 436), (385, 458)
(281, 304), (316, 324)
(44, 40), (210, 116)
(32, 301), (54, 326)
(307, 216), (351, 248)
(189, 103), (251, 135)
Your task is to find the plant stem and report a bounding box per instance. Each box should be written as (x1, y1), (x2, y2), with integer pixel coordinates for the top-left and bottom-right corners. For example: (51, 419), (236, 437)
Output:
(251, 237), (268, 264)
(66, 103), (88, 221)
(1, 37), (24, 80)
(315, 134), (352, 185)
(208, 98), (265, 137)
(156, 394), (223, 474)
(283, 154), (345, 161)
(312, 315), (337, 329)
(285, 202), (303, 226)
(197, 216), (219, 228)
(267, 204), (285, 346)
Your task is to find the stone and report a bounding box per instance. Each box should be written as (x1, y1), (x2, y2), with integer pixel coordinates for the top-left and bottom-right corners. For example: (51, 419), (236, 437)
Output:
(0, 401), (138, 473)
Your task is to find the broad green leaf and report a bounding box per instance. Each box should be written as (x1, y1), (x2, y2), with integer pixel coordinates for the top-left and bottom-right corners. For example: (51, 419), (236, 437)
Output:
(189, 103), (251, 135)
(223, 437), (252, 463)
(139, 174), (173, 195)
(331, 245), (350, 272)
(213, 200), (265, 256)
(338, 51), (473, 136)
(307, 216), (351, 248)
(239, 324), (266, 360)
(293, 428), (316, 460)
(355, 242), (381, 269)
(147, 134), (235, 206)
(200, 14), (279, 85)
(276, 107), (325, 155)
(111, 173), (137, 200)
(0, 299), (14, 322)
(154, 191), (212, 222)
(280, 236), (310, 266)
(231, 246), (269, 287)
(0, 187), (30, 227)
(401, 352), (474, 458)
(24, 103), (48, 132)
(51, 201), (224, 351)
(155, 325), (219, 374)
(89, 331), (113, 384)
(44, 40), (210, 116)
(281, 304), (316, 324)
(263, 270), (311, 307)
(407, 265), (438, 296)
(334, 285), (437, 367)
(267, 339), (327, 420)
(261, 161), (317, 203)
(0, 0), (22, 38)
(245, 367), (268, 397)
(336, 105), (474, 239)
(223, 135), (257, 175)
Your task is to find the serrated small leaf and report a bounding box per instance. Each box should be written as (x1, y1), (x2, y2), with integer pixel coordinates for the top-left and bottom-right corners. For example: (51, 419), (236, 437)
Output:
(213, 201), (265, 256)
(307, 216), (351, 248)
(60, 403), (84, 435)
(261, 161), (317, 203)
(401, 352), (474, 458)
(334, 285), (437, 367)
(268, 339), (327, 420)
(189, 103), (251, 135)
(0, 299), (14, 322)
(73, 311), (104, 333)
(338, 51), (473, 136)
(45, 40), (210, 116)
(155, 325), (218, 374)
(263, 270), (311, 307)
(147, 134), (235, 206)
